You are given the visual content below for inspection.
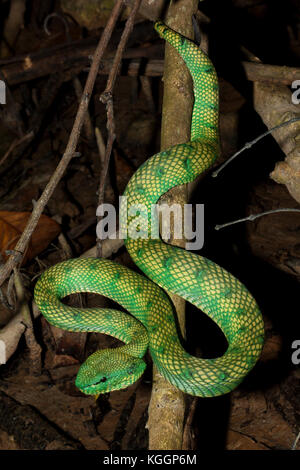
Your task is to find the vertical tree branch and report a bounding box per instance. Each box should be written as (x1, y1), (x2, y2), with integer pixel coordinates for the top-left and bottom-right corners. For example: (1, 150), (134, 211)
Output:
(147, 0), (198, 450)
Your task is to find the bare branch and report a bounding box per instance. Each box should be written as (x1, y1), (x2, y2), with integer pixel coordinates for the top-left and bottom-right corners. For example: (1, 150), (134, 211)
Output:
(215, 208), (300, 231)
(212, 117), (300, 178)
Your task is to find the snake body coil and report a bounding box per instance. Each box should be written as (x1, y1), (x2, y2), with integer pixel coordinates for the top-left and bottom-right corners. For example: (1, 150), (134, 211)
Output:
(34, 22), (264, 397)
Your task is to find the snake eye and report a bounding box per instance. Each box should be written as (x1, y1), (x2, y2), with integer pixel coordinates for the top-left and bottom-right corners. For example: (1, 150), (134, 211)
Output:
(94, 376), (107, 385)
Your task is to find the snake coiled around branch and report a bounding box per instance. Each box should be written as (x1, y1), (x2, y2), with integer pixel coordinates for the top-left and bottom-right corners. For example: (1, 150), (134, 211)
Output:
(34, 21), (264, 397)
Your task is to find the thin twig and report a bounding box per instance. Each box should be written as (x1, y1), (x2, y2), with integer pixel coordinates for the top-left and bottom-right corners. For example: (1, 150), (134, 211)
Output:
(96, 0), (142, 258)
(13, 268), (42, 375)
(0, 0), (124, 288)
(7, 271), (16, 307)
(58, 233), (73, 260)
(44, 13), (94, 141)
(0, 286), (14, 310)
(101, 0), (143, 104)
(95, 127), (106, 163)
(291, 431), (300, 450)
(73, 77), (94, 141)
(215, 208), (300, 231)
(140, 76), (155, 113)
(212, 117), (300, 178)
(0, 131), (34, 167)
(95, 126), (114, 203)
(96, 102), (115, 259)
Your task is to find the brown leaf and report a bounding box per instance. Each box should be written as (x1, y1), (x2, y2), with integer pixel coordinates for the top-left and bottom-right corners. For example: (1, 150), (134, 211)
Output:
(0, 211), (61, 264)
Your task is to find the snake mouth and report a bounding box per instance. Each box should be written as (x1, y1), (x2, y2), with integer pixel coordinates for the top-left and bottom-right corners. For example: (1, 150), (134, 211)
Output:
(79, 384), (106, 395)
(78, 383), (108, 395)
(78, 380), (129, 395)
(76, 376), (109, 395)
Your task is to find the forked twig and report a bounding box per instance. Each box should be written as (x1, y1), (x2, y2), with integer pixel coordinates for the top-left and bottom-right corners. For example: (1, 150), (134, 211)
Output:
(212, 117), (300, 178)
(215, 208), (300, 231)
(0, 131), (34, 167)
(96, 0), (143, 257)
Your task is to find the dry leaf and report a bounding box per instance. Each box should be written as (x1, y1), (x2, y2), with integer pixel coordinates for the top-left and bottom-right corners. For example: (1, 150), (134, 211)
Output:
(0, 211), (61, 264)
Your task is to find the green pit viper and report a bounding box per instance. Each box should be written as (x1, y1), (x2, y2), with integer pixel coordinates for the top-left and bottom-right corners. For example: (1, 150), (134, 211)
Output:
(34, 21), (264, 397)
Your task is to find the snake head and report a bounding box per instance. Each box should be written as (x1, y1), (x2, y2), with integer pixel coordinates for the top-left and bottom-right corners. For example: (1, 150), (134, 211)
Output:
(75, 349), (146, 395)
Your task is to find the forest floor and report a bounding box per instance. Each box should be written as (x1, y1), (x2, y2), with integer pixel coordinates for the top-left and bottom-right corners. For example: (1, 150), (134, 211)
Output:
(0, 1), (299, 450)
